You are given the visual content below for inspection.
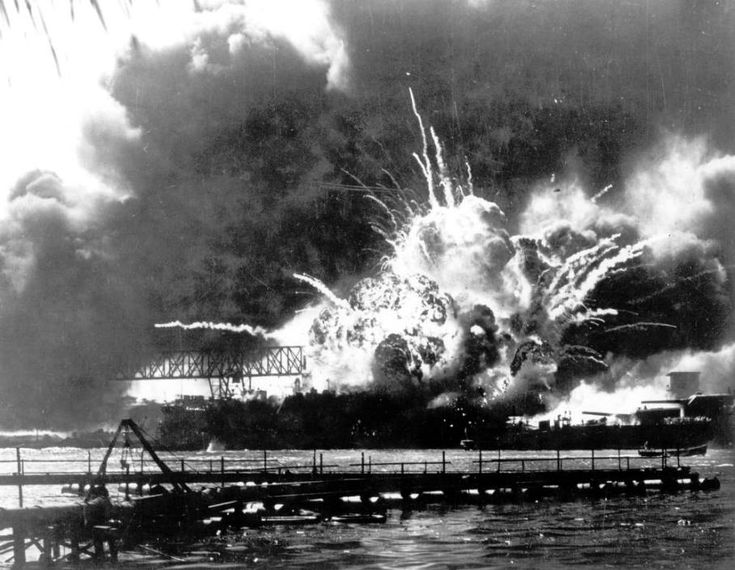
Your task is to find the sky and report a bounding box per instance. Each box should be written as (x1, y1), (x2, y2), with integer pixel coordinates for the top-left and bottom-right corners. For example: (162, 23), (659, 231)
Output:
(0, 0), (734, 428)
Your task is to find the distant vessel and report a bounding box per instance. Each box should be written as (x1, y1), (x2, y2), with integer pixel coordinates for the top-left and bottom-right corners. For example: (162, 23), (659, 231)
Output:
(488, 416), (713, 451)
(638, 443), (708, 458)
(460, 427), (477, 450)
(158, 395), (208, 450)
(155, 371), (732, 451)
(460, 438), (477, 450)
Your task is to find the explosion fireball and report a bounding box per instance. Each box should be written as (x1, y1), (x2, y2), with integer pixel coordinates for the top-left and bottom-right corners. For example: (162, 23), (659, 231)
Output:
(298, 113), (731, 422)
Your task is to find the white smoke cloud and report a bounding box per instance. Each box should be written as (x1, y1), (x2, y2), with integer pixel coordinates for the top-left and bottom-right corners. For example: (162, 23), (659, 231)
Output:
(519, 180), (610, 238)
(145, 0), (350, 90)
(518, 136), (735, 279)
(0, 0), (350, 212)
(625, 136), (735, 260)
(389, 194), (524, 317)
(0, 0), (352, 302)
(543, 343), (735, 423)
(625, 137), (713, 237)
(670, 343), (735, 394)
(538, 376), (669, 425)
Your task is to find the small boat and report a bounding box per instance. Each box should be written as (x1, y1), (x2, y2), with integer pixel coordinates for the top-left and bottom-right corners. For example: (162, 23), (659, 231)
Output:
(330, 513), (387, 524)
(260, 514), (322, 525)
(638, 444), (707, 457)
(206, 438), (225, 452)
(460, 439), (477, 450)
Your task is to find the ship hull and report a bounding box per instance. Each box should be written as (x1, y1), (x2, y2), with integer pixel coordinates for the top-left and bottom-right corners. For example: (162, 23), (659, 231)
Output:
(638, 443), (708, 457)
(484, 422), (712, 451)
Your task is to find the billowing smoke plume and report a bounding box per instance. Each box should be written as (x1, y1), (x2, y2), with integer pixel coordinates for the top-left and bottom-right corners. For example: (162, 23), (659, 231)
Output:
(0, 0), (352, 428)
(1, 0), (734, 428)
(0, 169), (151, 428)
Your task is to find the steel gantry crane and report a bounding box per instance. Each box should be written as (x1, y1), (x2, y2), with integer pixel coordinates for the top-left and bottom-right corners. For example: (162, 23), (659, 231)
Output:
(117, 346), (306, 399)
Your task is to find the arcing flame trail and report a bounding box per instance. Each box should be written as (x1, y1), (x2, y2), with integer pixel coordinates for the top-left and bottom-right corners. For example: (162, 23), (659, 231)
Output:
(155, 320), (268, 336)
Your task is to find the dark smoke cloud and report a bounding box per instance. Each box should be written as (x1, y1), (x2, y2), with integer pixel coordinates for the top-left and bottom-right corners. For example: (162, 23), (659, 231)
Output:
(0, 6), (347, 428)
(332, 0), (735, 205)
(0, 171), (150, 429)
(1, 0), (734, 428)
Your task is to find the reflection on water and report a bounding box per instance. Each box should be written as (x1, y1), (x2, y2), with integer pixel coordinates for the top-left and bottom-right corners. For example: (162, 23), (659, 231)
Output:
(1, 448), (733, 568)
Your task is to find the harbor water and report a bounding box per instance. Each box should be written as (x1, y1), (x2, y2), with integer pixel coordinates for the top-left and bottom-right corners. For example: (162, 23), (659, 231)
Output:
(1, 447), (734, 568)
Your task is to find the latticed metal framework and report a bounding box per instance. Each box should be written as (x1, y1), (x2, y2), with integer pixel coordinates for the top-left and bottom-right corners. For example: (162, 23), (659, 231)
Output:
(118, 346), (305, 399)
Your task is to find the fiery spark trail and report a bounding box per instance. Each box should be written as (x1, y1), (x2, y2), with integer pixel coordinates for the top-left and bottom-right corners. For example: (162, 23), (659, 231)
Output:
(294, 274), (352, 311)
(591, 184), (613, 202)
(543, 238), (646, 322)
(409, 87), (437, 210)
(628, 269), (726, 306)
(602, 322), (677, 334)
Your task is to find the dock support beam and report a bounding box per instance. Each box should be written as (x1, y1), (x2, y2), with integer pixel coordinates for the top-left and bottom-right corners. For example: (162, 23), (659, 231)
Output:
(12, 526), (25, 567)
(16, 448), (23, 508)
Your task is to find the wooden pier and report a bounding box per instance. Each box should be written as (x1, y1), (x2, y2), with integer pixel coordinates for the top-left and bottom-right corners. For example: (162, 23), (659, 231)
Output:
(0, 420), (722, 566)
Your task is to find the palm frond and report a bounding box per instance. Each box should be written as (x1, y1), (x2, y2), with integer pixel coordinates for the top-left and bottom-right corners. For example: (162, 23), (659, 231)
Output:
(0, 2), (10, 26)
(1, 0), (128, 77)
(37, 8), (60, 75)
(89, 0), (107, 30)
(23, 0), (41, 30)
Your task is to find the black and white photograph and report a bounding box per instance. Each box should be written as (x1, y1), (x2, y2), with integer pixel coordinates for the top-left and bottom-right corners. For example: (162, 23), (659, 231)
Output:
(0, 0), (733, 567)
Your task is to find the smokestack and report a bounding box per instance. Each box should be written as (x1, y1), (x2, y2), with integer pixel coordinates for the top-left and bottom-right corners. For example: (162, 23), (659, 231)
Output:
(667, 371), (700, 398)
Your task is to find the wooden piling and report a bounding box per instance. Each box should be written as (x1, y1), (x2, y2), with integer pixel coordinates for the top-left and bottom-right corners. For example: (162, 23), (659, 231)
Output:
(125, 464), (131, 500)
(69, 527), (80, 563)
(13, 525), (25, 566)
(41, 526), (52, 565)
(16, 448), (23, 508)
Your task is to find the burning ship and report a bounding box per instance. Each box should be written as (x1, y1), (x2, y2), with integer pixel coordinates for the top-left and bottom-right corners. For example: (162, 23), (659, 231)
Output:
(154, 368), (733, 451)
(471, 372), (734, 452)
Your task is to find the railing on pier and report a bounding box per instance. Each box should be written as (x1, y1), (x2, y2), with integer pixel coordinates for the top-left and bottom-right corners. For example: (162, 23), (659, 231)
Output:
(0, 447), (680, 509)
(0, 448), (679, 477)
(349, 451), (452, 475)
(471, 448), (672, 473)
